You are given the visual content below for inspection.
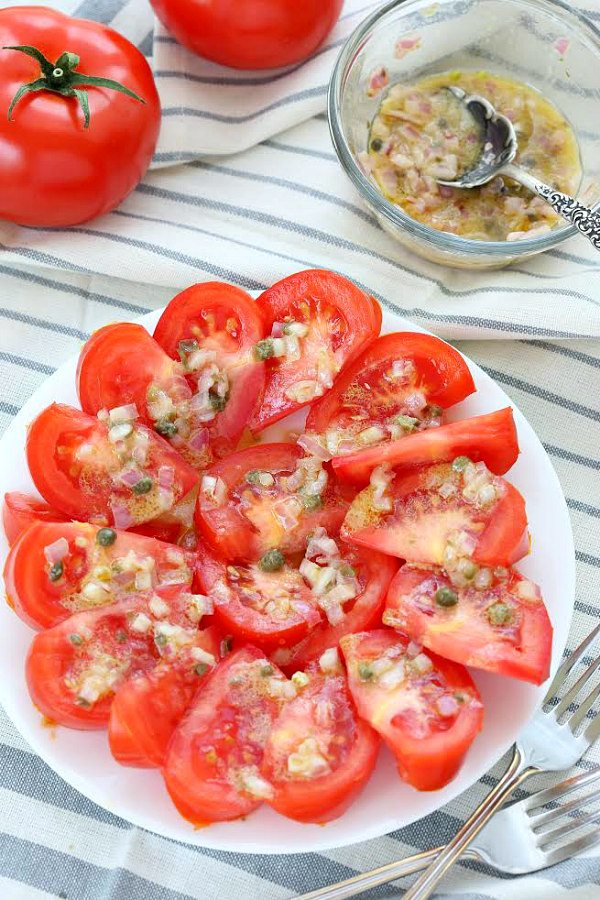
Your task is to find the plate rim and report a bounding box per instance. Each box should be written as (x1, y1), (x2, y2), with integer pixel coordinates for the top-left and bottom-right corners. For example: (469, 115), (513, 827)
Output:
(0, 303), (576, 855)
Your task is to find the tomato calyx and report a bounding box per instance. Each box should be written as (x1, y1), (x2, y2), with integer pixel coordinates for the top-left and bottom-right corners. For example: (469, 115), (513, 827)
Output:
(4, 44), (145, 128)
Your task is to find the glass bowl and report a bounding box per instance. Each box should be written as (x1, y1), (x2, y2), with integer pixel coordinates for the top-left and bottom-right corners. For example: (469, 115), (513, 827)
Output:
(328, 0), (600, 269)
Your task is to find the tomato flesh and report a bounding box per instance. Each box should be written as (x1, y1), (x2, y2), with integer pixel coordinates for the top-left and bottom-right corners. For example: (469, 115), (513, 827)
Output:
(342, 461), (528, 567)
(2, 491), (69, 545)
(3, 520), (194, 630)
(108, 626), (221, 767)
(26, 403), (198, 528)
(333, 408), (518, 486)
(261, 669), (379, 823)
(305, 332), (475, 462)
(251, 270), (380, 432)
(340, 629), (484, 791)
(163, 646), (287, 823)
(385, 564), (552, 685)
(195, 442), (351, 562)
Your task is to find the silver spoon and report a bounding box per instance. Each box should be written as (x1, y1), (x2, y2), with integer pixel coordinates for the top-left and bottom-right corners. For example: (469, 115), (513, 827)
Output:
(438, 85), (600, 250)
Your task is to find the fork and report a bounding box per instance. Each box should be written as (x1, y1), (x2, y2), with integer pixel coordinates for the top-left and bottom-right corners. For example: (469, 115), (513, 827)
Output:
(295, 621), (600, 900)
(296, 766), (600, 899)
(401, 621), (600, 898)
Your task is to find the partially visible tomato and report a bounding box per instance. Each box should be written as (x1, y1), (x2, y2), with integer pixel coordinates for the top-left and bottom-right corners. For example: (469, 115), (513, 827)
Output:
(385, 564), (552, 685)
(148, 0), (343, 70)
(163, 646), (288, 823)
(0, 6), (160, 227)
(26, 403), (198, 528)
(4, 520), (194, 630)
(108, 626), (221, 767)
(342, 460), (528, 568)
(26, 598), (158, 729)
(340, 629), (484, 791)
(305, 332), (475, 462)
(333, 408), (518, 486)
(251, 270), (380, 432)
(261, 668), (379, 823)
(2, 491), (69, 545)
(273, 547), (398, 673)
(195, 545), (322, 651)
(194, 443), (351, 562)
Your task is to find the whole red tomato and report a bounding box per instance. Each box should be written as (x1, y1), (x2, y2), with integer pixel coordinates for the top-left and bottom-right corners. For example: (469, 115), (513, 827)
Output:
(0, 6), (161, 227)
(149, 0), (344, 69)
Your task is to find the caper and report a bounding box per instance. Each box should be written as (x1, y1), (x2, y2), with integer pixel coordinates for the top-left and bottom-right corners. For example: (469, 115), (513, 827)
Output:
(261, 664), (274, 677)
(254, 338), (275, 361)
(155, 418), (178, 437)
(435, 586), (458, 607)
(452, 455), (472, 472)
(394, 414), (419, 432)
(132, 477), (153, 495)
(209, 392), (228, 412)
(96, 527), (117, 547)
(258, 549), (285, 572)
(49, 561), (63, 582)
(370, 138), (383, 152)
(358, 662), (374, 682)
(487, 602), (513, 626)
(301, 494), (323, 511)
(245, 470), (263, 485)
(68, 633), (83, 646)
(194, 663), (208, 677)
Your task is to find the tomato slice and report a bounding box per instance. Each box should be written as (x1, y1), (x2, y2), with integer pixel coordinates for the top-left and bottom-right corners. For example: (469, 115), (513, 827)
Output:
(251, 270), (380, 431)
(26, 403), (198, 528)
(342, 460), (528, 567)
(163, 646), (288, 823)
(195, 545), (322, 651)
(340, 629), (484, 791)
(305, 332), (475, 462)
(4, 520), (194, 630)
(332, 408), (518, 486)
(261, 668), (379, 823)
(194, 443), (351, 562)
(108, 625), (221, 767)
(272, 547), (398, 673)
(26, 598), (158, 729)
(2, 491), (70, 545)
(384, 564), (552, 685)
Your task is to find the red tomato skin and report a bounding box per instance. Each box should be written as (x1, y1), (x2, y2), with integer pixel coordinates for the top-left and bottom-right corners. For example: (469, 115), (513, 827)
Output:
(385, 565), (553, 685)
(26, 403), (198, 525)
(194, 442), (349, 562)
(278, 549), (398, 673)
(2, 491), (69, 545)
(251, 270), (380, 432)
(163, 646), (281, 823)
(306, 332), (476, 436)
(25, 599), (157, 729)
(262, 674), (380, 823)
(108, 626), (221, 768)
(3, 520), (194, 631)
(341, 630), (484, 791)
(333, 408), (518, 486)
(148, 0), (343, 70)
(0, 7), (160, 227)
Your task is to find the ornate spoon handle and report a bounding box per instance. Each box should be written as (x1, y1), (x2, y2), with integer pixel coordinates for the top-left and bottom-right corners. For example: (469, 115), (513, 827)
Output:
(503, 163), (600, 250)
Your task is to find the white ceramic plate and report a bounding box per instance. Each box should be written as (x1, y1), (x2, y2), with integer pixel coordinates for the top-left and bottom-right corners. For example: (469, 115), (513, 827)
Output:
(0, 305), (575, 854)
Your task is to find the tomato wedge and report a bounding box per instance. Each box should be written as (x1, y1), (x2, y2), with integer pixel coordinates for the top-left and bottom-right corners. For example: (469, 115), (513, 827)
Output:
(26, 598), (158, 729)
(333, 408), (518, 486)
(163, 646), (288, 823)
(342, 459), (528, 567)
(195, 545), (322, 651)
(2, 491), (69, 545)
(305, 332), (475, 462)
(385, 564), (552, 685)
(108, 625), (221, 767)
(194, 443), (351, 562)
(272, 547), (398, 673)
(261, 668), (379, 823)
(26, 403), (198, 528)
(4, 521), (194, 630)
(251, 270), (380, 432)
(340, 629), (484, 791)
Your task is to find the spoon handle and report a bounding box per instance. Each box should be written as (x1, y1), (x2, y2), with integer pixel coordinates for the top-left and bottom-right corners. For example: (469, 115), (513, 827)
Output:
(503, 163), (600, 251)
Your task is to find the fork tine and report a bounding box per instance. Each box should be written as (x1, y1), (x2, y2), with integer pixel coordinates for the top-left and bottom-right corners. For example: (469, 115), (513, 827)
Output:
(568, 681), (600, 735)
(544, 623), (600, 704)
(552, 655), (600, 719)
(536, 808), (600, 848)
(532, 784), (600, 830)
(538, 828), (600, 868)
(585, 710), (600, 744)
(524, 766), (600, 813)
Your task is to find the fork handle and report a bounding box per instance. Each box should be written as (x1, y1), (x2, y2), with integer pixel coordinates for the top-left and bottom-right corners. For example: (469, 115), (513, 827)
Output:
(502, 163), (600, 250)
(294, 845), (481, 900)
(402, 748), (535, 900)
